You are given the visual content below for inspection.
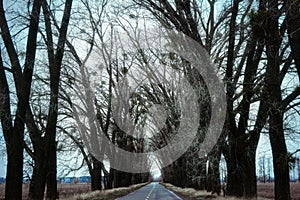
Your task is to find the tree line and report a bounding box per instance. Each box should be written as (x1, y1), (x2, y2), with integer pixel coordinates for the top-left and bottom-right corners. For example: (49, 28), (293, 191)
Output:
(0, 0), (300, 200)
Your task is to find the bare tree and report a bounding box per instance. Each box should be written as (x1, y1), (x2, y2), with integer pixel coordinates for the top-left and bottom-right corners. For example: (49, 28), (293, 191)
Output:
(130, 1), (300, 199)
(0, 0), (41, 198)
(262, 1), (300, 199)
(0, 0), (72, 199)
(131, 0), (263, 197)
(258, 156), (266, 183)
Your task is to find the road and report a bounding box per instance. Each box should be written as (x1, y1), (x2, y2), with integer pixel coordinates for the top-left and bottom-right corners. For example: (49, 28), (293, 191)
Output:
(116, 182), (182, 200)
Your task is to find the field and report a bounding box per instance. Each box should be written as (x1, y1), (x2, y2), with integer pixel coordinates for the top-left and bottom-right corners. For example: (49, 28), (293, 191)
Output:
(257, 182), (300, 200)
(163, 182), (300, 200)
(0, 183), (147, 200)
(0, 182), (300, 199)
(0, 183), (91, 199)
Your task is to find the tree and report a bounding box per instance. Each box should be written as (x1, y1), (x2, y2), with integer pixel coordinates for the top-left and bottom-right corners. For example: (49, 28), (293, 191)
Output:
(263, 1), (300, 199)
(43, 1), (73, 198)
(23, 0), (73, 198)
(264, 1), (290, 198)
(63, 0), (154, 190)
(1, 1), (299, 199)
(132, 0), (300, 198)
(132, 0), (264, 197)
(0, 0), (72, 199)
(0, 0), (41, 198)
(258, 156), (266, 183)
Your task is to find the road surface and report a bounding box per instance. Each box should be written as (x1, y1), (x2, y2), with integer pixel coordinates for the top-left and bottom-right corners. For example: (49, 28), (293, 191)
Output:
(116, 182), (182, 200)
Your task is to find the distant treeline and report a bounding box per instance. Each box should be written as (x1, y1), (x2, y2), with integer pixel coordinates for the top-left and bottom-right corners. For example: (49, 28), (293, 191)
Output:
(0, 176), (99, 184)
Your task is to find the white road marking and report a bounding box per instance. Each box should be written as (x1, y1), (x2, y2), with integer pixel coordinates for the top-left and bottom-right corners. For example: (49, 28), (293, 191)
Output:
(145, 183), (156, 200)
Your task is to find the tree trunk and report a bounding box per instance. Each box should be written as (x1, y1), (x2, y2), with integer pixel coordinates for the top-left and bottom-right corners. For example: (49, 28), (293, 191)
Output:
(1, 61), (23, 199)
(28, 147), (47, 200)
(225, 136), (258, 198)
(241, 143), (257, 198)
(43, 1), (73, 198)
(5, 136), (23, 200)
(46, 141), (58, 199)
(225, 139), (243, 197)
(91, 158), (103, 191)
(223, 0), (244, 197)
(207, 148), (221, 195)
(286, 0), (300, 79)
(266, 50), (291, 200)
(269, 114), (290, 200)
(113, 170), (132, 188)
(106, 168), (114, 189)
(265, 1), (291, 199)
(173, 157), (187, 188)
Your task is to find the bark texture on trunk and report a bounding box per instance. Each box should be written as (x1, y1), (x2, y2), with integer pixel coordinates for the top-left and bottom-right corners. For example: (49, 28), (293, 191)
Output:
(91, 158), (103, 191)
(265, 1), (291, 199)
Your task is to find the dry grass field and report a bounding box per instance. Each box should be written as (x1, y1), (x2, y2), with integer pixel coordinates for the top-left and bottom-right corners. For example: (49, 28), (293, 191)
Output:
(0, 183), (91, 199)
(0, 182), (147, 200)
(0, 182), (299, 199)
(257, 182), (300, 200)
(163, 182), (300, 200)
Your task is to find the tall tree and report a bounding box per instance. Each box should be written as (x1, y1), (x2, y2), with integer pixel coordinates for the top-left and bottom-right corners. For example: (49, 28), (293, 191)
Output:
(64, 16), (108, 190)
(264, 1), (292, 199)
(43, 0), (73, 198)
(132, 0), (264, 197)
(27, 0), (73, 198)
(0, 0), (41, 198)
(132, 0), (300, 198)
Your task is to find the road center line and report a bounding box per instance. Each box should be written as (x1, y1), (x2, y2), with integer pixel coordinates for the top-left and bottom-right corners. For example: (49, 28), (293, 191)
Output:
(145, 183), (156, 200)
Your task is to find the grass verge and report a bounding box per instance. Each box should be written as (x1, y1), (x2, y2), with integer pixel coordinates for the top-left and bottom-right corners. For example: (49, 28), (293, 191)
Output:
(61, 182), (148, 200)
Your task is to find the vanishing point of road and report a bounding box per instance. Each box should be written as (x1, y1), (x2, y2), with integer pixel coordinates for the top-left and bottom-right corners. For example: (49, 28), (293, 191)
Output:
(116, 182), (182, 200)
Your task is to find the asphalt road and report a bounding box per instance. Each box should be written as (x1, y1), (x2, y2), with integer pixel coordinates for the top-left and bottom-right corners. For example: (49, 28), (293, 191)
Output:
(116, 182), (182, 200)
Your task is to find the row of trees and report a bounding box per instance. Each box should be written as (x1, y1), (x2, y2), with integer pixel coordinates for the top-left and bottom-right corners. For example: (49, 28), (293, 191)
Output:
(1, 0), (152, 198)
(0, 0), (73, 198)
(0, 0), (300, 200)
(258, 153), (300, 183)
(133, 0), (300, 199)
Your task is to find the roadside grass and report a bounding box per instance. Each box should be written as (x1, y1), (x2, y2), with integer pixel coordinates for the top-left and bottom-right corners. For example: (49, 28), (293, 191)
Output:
(61, 182), (148, 200)
(161, 183), (273, 200)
